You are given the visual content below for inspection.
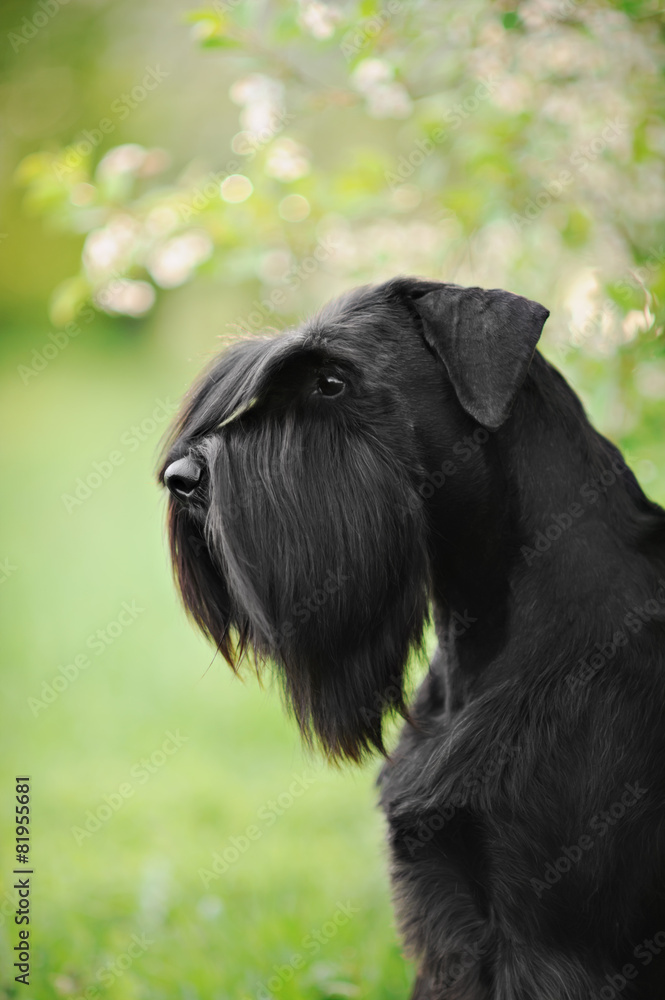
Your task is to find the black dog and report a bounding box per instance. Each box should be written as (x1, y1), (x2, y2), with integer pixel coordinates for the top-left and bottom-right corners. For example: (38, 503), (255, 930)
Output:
(159, 278), (665, 999)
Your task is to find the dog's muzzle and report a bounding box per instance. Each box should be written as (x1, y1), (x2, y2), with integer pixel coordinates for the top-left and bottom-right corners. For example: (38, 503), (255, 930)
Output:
(163, 455), (203, 501)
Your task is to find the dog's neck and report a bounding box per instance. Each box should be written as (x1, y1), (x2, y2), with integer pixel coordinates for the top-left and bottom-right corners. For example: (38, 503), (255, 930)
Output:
(428, 353), (665, 697)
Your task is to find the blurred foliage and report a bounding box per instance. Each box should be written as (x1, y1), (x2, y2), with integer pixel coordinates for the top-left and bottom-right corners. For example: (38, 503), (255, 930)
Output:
(9, 0), (665, 439)
(2, 1), (665, 998)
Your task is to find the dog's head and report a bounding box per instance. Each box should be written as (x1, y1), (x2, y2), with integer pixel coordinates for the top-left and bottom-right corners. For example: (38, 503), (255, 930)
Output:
(158, 277), (548, 761)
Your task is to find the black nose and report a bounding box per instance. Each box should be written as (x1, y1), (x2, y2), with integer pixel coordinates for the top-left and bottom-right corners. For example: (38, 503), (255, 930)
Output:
(164, 456), (202, 500)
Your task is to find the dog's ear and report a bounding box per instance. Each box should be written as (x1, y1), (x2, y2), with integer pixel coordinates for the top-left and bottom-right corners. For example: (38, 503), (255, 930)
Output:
(409, 283), (549, 430)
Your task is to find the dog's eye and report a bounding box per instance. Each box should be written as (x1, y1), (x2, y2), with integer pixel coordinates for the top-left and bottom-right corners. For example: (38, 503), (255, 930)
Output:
(316, 374), (345, 397)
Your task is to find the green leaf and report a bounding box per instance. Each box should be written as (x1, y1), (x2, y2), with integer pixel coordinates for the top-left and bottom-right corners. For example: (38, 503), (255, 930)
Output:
(502, 11), (521, 29)
(200, 35), (242, 49)
(182, 8), (224, 25)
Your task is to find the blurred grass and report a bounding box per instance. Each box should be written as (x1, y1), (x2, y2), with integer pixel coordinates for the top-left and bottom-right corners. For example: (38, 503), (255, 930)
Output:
(0, 319), (413, 1000)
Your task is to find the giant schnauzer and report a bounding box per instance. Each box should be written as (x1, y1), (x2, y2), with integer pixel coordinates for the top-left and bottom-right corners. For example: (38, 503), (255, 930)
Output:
(159, 278), (665, 999)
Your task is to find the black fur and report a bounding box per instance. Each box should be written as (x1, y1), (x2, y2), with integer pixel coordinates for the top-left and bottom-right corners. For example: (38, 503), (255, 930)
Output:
(159, 277), (665, 998)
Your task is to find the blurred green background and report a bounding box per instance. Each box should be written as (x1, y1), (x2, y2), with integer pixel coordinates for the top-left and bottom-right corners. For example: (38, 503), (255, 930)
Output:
(1, 1), (665, 997)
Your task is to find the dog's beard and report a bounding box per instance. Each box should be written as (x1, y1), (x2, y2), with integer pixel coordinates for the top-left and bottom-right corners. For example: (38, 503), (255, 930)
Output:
(170, 410), (430, 762)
